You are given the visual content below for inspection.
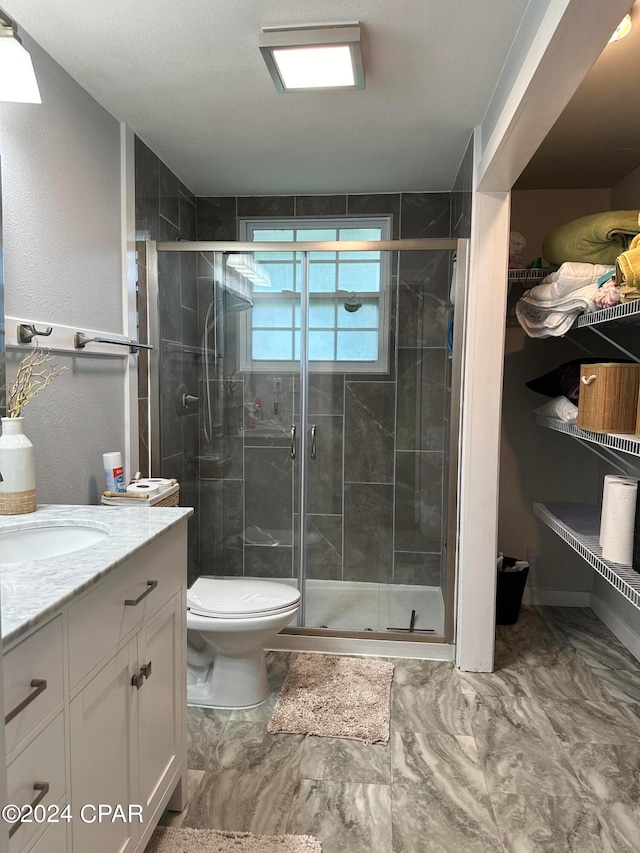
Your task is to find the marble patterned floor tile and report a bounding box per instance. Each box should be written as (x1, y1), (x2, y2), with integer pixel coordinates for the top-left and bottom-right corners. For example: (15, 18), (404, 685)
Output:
(499, 621), (577, 668)
(539, 607), (613, 640)
(593, 667), (640, 704)
(457, 659), (534, 699)
(183, 722), (305, 835)
(391, 662), (472, 735)
(492, 635), (521, 668)
(524, 655), (611, 703)
(287, 780), (392, 853)
(298, 736), (390, 784)
(565, 742), (640, 804)
(565, 631), (640, 672)
(542, 700), (640, 746)
(391, 732), (489, 798)
(490, 794), (611, 853)
(501, 605), (562, 643)
(392, 659), (453, 687)
(516, 640), (579, 669)
(595, 802), (640, 853)
(392, 781), (502, 853)
(187, 706), (230, 770)
(465, 694), (583, 798)
(158, 770), (205, 828)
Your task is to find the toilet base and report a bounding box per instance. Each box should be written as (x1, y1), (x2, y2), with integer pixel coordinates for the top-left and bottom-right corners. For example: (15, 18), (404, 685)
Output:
(186, 647), (270, 710)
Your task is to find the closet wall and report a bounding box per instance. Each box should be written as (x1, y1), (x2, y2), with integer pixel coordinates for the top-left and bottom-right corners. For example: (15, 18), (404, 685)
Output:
(501, 177), (640, 647)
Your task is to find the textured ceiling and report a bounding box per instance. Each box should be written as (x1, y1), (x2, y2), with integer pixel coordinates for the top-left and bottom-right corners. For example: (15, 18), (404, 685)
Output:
(4, 0), (530, 195)
(516, 1), (640, 189)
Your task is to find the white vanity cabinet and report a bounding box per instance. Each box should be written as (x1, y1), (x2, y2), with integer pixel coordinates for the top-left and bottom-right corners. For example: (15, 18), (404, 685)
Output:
(69, 592), (183, 853)
(2, 516), (188, 853)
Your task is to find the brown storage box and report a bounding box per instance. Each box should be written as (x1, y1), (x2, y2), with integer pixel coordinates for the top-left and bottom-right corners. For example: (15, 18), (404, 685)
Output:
(577, 363), (640, 434)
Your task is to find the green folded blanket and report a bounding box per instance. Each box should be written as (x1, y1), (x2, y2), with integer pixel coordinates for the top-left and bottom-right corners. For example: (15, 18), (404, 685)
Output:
(542, 210), (640, 265)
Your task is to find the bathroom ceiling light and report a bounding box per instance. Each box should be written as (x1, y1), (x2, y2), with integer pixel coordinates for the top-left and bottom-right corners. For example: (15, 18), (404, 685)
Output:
(259, 24), (365, 93)
(609, 13), (632, 43)
(0, 13), (40, 103)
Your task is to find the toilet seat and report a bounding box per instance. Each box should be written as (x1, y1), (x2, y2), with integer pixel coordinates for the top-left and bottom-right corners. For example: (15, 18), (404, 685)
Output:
(187, 577), (301, 619)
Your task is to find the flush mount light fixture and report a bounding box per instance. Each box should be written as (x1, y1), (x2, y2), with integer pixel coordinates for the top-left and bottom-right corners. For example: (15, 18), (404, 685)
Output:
(609, 13), (632, 43)
(0, 10), (41, 103)
(259, 23), (365, 93)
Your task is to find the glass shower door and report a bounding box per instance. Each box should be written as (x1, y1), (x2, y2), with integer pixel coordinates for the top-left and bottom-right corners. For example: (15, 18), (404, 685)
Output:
(301, 245), (396, 631)
(211, 250), (303, 598)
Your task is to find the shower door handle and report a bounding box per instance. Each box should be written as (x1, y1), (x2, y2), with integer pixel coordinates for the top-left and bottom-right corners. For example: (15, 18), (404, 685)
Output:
(290, 425), (296, 460)
(310, 424), (317, 460)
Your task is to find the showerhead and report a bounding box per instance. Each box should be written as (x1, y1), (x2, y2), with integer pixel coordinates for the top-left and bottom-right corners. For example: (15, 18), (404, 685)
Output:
(344, 293), (362, 313)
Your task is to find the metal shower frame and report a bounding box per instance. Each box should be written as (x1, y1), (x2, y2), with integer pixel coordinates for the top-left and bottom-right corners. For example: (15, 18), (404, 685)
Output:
(142, 237), (468, 645)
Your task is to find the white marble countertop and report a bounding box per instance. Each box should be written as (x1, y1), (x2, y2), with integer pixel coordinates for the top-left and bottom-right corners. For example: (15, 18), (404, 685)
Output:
(0, 504), (193, 646)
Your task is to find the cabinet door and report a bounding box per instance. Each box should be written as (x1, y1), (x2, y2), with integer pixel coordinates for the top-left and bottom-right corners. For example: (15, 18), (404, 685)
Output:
(136, 593), (182, 821)
(28, 812), (69, 853)
(70, 644), (139, 853)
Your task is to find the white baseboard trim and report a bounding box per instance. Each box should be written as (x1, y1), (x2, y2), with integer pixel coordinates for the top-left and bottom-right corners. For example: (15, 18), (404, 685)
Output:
(589, 594), (640, 663)
(522, 587), (592, 607)
(267, 634), (455, 661)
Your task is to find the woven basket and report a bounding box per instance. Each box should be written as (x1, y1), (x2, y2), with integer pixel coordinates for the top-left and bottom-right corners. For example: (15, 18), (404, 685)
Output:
(154, 490), (179, 507)
(578, 363), (640, 434)
(0, 489), (37, 515)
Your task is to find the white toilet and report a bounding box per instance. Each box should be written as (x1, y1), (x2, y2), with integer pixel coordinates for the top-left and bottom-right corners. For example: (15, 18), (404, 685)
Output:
(186, 577), (301, 710)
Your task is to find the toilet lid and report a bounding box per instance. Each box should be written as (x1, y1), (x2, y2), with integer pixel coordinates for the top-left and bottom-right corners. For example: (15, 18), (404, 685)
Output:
(187, 577), (301, 618)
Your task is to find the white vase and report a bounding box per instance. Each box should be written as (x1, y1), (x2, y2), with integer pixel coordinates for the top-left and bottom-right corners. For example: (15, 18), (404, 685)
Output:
(0, 417), (36, 514)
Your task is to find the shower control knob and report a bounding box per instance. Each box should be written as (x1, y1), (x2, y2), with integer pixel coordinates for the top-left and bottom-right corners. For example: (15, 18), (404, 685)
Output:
(182, 393), (199, 408)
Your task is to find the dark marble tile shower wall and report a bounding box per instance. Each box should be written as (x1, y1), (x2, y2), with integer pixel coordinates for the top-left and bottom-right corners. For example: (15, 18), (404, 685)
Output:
(134, 137), (201, 584)
(197, 191), (455, 590)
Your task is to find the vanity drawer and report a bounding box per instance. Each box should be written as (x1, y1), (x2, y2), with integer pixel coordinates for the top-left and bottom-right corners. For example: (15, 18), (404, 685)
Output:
(68, 527), (184, 687)
(7, 712), (66, 853)
(3, 616), (64, 756)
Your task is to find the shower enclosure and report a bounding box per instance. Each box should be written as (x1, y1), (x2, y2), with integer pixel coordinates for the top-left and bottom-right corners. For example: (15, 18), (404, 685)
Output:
(139, 234), (467, 644)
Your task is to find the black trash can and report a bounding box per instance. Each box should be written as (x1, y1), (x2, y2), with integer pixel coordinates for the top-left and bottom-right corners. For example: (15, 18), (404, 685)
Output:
(496, 556), (529, 625)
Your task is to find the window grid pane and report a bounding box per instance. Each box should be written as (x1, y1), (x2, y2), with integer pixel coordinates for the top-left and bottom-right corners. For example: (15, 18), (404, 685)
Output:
(247, 224), (387, 367)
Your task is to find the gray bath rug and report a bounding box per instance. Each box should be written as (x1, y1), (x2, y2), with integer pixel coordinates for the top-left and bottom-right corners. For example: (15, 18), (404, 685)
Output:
(146, 826), (321, 852)
(267, 654), (394, 744)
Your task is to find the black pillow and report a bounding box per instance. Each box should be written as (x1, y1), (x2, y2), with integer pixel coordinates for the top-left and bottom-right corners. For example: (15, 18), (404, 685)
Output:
(526, 358), (631, 403)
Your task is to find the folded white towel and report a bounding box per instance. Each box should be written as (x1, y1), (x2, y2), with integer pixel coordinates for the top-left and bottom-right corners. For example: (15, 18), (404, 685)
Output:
(515, 263), (615, 338)
(534, 396), (579, 423)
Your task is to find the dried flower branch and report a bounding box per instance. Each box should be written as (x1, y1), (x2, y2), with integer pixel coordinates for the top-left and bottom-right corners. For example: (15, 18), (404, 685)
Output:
(7, 347), (66, 418)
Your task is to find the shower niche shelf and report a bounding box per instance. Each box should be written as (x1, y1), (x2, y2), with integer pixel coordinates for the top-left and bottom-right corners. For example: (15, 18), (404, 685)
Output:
(534, 501), (640, 611)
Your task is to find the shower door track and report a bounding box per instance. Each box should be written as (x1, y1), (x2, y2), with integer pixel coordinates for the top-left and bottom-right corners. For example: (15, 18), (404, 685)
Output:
(144, 237), (467, 648)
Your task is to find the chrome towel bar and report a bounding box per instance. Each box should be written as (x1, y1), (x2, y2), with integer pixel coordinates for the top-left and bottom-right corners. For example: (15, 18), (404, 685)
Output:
(74, 331), (153, 352)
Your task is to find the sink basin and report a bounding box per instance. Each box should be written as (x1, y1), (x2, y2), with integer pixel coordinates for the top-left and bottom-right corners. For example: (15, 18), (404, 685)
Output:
(0, 522), (110, 564)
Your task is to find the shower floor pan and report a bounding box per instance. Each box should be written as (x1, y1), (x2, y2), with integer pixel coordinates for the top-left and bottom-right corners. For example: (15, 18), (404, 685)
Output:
(223, 578), (445, 635)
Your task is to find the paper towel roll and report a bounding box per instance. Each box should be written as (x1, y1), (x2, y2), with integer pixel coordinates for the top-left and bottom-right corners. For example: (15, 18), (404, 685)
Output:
(127, 481), (160, 494)
(600, 475), (638, 545)
(633, 495), (640, 574)
(601, 479), (638, 564)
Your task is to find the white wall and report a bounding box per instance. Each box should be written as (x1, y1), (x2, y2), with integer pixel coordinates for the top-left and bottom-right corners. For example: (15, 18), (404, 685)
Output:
(1, 31), (126, 504)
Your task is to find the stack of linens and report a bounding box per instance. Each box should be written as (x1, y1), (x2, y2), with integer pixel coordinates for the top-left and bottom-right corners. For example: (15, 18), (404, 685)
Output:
(515, 263), (615, 338)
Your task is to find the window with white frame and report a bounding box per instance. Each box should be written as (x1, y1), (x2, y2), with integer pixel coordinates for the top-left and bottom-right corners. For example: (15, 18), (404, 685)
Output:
(237, 217), (391, 373)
